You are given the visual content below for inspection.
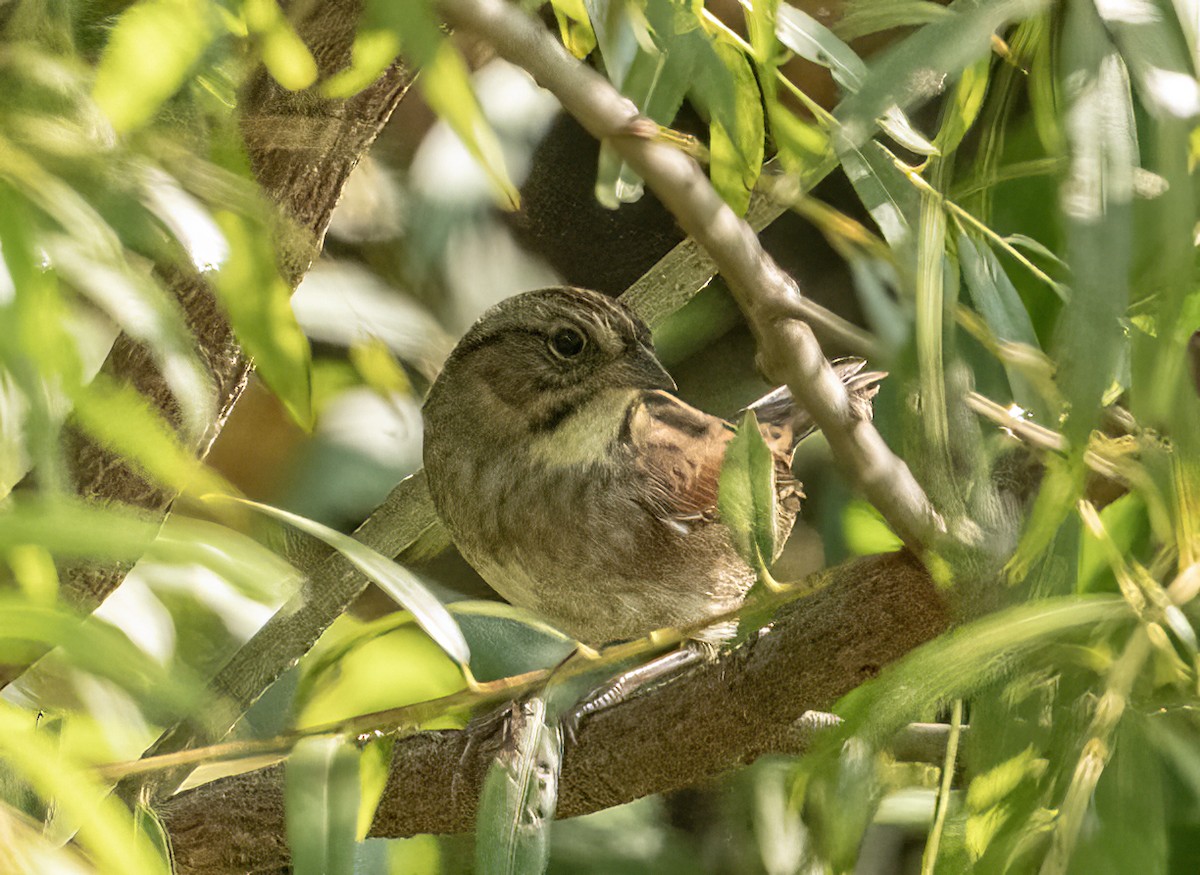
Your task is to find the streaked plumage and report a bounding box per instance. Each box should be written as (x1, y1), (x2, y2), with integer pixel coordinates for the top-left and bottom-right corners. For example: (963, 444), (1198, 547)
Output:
(422, 287), (881, 647)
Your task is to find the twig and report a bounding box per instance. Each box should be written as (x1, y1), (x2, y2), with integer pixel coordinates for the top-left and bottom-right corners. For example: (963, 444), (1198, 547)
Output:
(437, 0), (945, 553)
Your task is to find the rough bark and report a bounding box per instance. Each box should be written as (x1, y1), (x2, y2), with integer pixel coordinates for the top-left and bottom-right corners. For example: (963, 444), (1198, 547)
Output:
(0, 0), (416, 686)
(160, 551), (947, 874)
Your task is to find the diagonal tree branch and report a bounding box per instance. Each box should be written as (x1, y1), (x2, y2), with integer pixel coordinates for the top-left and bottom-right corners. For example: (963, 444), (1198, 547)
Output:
(158, 552), (947, 875)
(0, 0), (417, 688)
(438, 0), (944, 552)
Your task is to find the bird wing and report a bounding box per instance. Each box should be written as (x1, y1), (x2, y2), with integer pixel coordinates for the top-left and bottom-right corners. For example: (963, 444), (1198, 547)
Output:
(625, 391), (801, 529)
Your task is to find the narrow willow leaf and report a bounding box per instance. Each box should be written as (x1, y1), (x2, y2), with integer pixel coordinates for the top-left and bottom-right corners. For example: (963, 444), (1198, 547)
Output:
(42, 235), (214, 439)
(355, 737), (394, 841)
(834, 1), (954, 42)
(71, 374), (232, 498)
(695, 42), (763, 214)
(834, 134), (920, 263)
(0, 703), (171, 875)
(835, 0), (1049, 150)
(958, 231), (1045, 415)
(832, 595), (1131, 742)
(0, 597), (205, 716)
(242, 0), (318, 90)
(286, 736), (361, 875)
(934, 56), (991, 154)
(92, 0), (215, 132)
(476, 696), (561, 875)
(1054, 1), (1136, 444)
(550, 0), (596, 59)
(776, 3), (936, 154)
(208, 495), (471, 666)
(0, 497), (161, 561)
(717, 411), (779, 573)
(450, 601), (576, 682)
(213, 211), (313, 429)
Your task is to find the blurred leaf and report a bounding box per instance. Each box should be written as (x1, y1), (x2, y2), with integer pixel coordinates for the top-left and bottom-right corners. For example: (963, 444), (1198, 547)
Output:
(834, 135), (919, 262)
(44, 235), (215, 438)
(348, 338), (411, 397)
(957, 231), (1045, 415)
(355, 736), (394, 840)
(213, 210), (313, 429)
(477, 696), (560, 875)
(1077, 492), (1150, 595)
(842, 500), (903, 555)
(0, 702), (170, 875)
(207, 495), (470, 666)
(286, 736), (361, 875)
(242, 0), (318, 90)
(71, 374), (233, 498)
(0, 497), (160, 561)
(834, 0), (954, 42)
(0, 597), (204, 718)
(835, 0), (1049, 150)
(92, 0), (216, 132)
(831, 595), (1130, 743)
(295, 615), (465, 729)
(718, 411), (779, 574)
(550, 0), (596, 59)
(6, 545), (59, 607)
(1053, 1), (1136, 444)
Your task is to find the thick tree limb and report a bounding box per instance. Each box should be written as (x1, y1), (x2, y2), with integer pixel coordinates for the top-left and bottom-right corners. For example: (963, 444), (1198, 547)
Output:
(0, 0), (416, 687)
(159, 551), (947, 874)
(438, 0), (943, 552)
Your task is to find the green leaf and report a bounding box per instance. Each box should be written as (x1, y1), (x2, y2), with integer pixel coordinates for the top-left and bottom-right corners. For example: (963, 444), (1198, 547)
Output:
(696, 42), (764, 215)
(957, 231), (1045, 415)
(832, 595), (1131, 743)
(1053, 0), (1136, 444)
(550, 0), (596, 59)
(776, 2), (936, 154)
(212, 211), (313, 429)
(286, 736), (361, 875)
(834, 1), (954, 42)
(355, 736), (394, 841)
(0, 702), (171, 875)
(208, 495), (471, 666)
(718, 410), (779, 573)
(834, 136), (920, 262)
(842, 500), (903, 555)
(450, 601), (576, 682)
(835, 0), (1049, 150)
(351, 0), (518, 208)
(92, 0), (216, 132)
(70, 374), (232, 498)
(476, 696), (561, 875)
(242, 0), (318, 91)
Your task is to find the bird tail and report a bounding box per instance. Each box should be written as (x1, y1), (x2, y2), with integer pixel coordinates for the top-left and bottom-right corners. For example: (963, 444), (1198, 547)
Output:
(743, 357), (886, 444)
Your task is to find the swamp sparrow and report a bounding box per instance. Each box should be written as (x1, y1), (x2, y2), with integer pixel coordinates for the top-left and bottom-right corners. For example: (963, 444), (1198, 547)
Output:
(423, 287), (881, 648)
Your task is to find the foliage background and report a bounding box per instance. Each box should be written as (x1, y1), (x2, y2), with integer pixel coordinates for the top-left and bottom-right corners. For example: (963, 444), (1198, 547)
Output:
(1, 0), (1199, 873)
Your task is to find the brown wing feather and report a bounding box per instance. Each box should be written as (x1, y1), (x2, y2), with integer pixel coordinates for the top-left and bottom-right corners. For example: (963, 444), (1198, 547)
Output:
(627, 391), (801, 533)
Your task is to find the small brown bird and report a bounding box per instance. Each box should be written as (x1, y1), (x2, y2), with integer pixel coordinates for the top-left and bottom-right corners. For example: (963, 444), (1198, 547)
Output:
(423, 287), (881, 648)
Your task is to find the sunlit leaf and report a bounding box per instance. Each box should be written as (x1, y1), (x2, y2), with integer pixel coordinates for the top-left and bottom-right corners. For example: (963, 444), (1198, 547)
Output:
(355, 736), (394, 841)
(286, 736), (361, 875)
(242, 0), (318, 91)
(718, 411), (779, 574)
(93, 0), (216, 132)
(71, 374), (232, 498)
(207, 495), (470, 666)
(696, 42), (764, 214)
(212, 211), (313, 429)
(0, 703), (170, 875)
(550, 0), (596, 59)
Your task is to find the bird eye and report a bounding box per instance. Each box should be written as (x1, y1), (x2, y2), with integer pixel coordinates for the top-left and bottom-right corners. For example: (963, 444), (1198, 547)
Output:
(549, 327), (586, 359)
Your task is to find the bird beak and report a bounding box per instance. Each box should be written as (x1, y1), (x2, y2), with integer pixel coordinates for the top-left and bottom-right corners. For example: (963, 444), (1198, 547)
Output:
(625, 343), (677, 392)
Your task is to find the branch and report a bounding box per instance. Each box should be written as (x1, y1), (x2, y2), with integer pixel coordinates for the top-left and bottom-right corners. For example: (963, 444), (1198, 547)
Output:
(437, 0), (943, 551)
(159, 552), (947, 874)
(0, 0), (416, 687)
